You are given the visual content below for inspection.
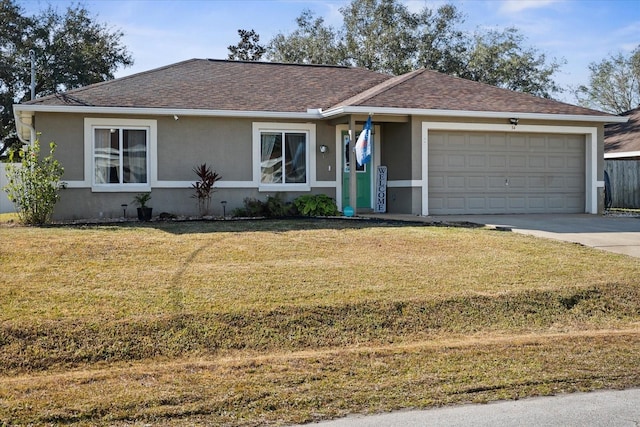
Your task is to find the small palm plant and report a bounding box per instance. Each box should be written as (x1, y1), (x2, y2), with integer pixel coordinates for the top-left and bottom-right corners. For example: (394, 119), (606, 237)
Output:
(191, 163), (221, 216)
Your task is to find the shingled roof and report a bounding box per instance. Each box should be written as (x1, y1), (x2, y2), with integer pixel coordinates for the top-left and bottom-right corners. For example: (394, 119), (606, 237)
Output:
(23, 58), (614, 119)
(605, 107), (640, 156)
(332, 68), (609, 116)
(25, 59), (390, 112)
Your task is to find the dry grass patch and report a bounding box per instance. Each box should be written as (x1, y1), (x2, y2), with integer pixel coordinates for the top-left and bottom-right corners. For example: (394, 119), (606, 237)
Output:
(2, 331), (639, 426)
(1, 219), (639, 425)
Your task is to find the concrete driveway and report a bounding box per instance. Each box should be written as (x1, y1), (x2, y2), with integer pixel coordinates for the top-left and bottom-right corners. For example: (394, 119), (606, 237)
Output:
(431, 214), (640, 258)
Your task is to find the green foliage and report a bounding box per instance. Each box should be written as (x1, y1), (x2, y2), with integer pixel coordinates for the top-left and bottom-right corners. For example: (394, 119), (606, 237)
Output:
(191, 163), (221, 216)
(575, 45), (640, 114)
(132, 192), (151, 209)
(293, 194), (339, 216)
(265, 194), (291, 217)
(227, 29), (265, 61)
(0, 0), (133, 157)
(233, 197), (266, 217)
(459, 27), (563, 98)
(266, 9), (347, 66)
(265, 0), (562, 97)
(233, 194), (294, 218)
(3, 139), (65, 225)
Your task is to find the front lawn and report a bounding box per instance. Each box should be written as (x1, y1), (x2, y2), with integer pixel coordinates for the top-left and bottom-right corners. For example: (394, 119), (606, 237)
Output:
(1, 219), (639, 425)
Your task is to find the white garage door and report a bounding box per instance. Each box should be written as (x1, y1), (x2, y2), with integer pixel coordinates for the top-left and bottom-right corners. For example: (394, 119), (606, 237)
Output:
(428, 131), (585, 214)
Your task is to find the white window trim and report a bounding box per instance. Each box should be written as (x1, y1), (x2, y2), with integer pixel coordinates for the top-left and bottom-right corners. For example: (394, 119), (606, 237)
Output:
(252, 122), (315, 192)
(84, 118), (157, 192)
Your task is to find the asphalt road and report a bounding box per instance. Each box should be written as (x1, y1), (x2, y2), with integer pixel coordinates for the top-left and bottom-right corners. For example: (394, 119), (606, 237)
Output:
(300, 388), (640, 426)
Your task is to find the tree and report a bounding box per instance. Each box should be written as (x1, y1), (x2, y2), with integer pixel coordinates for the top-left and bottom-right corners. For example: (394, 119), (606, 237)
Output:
(415, 3), (468, 76)
(341, 0), (419, 75)
(0, 0), (133, 158)
(576, 46), (640, 114)
(228, 29), (265, 61)
(3, 138), (65, 225)
(266, 10), (346, 65)
(266, 0), (563, 98)
(0, 0), (31, 157)
(459, 27), (563, 98)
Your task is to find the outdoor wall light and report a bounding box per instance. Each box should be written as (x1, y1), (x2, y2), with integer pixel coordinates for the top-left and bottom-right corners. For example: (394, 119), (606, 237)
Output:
(173, 115), (179, 121)
(509, 118), (519, 126)
(319, 144), (329, 153)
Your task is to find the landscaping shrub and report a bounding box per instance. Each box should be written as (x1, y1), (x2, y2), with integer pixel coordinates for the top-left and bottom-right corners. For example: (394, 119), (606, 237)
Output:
(293, 194), (338, 216)
(3, 139), (65, 225)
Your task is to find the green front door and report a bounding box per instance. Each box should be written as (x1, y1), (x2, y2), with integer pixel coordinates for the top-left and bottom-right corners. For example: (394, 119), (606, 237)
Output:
(342, 130), (372, 209)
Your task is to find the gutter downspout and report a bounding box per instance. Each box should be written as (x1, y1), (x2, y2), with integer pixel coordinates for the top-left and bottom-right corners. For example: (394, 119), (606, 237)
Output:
(13, 107), (36, 146)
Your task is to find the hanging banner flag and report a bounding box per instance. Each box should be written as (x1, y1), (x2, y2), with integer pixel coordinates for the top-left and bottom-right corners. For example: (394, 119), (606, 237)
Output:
(355, 116), (372, 166)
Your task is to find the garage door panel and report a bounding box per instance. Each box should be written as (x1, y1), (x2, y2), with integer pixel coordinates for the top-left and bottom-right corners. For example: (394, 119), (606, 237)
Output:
(468, 197), (486, 209)
(448, 155), (465, 168)
(489, 156), (507, 168)
(488, 134), (507, 148)
(510, 135), (527, 149)
(488, 176), (507, 190)
(529, 156), (546, 168)
(527, 197), (546, 209)
(509, 197), (526, 209)
(508, 176), (527, 189)
(566, 156), (583, 169)
(447, 176), (465, 188)
(488, 197), (507, 209)
(428, 131), (585, 214)
(468, 177), (487, 189)
(509, 155), (527, 168)
(428, 153), (446, 168)
(530, 137), (547, 149)
(468, 155), (487, 168)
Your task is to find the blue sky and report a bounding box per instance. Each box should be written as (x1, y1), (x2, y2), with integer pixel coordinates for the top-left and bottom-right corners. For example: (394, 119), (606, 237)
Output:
(18, 0), (640, 103)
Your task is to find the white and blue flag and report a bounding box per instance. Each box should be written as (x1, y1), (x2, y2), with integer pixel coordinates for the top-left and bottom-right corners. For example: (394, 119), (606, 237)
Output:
(355, 116), (372, 166)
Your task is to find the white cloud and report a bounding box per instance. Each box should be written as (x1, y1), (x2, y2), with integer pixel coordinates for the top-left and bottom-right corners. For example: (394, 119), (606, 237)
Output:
(499, 0), (560, 14)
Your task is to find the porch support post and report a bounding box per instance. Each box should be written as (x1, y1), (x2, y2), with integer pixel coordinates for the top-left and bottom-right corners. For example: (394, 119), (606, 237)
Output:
(348, 115), (357, 215)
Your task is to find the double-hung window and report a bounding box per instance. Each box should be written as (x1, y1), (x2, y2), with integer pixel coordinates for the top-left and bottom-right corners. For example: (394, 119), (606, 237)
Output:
(85, 118), (156, 191)
(253, 123), (315, 191)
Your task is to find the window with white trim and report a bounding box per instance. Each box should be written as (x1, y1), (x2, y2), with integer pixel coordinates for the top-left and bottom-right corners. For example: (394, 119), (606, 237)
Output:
(94, 127), (148, 185)
(85, 118), (156, 191)
(253, 123), (315, 191)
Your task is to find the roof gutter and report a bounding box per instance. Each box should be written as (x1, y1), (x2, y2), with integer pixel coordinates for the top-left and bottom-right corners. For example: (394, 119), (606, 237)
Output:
(320, 106), (629, 124)
(12, 104), (325, 120)
(12, 104), (628, 125)
(605, 151), (640, 159)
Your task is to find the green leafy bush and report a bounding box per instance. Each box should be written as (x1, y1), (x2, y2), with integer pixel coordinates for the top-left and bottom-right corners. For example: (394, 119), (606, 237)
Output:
(293, 194), (338, 217)
(3, 139), (65, 225)
(233, 195), (294, 218)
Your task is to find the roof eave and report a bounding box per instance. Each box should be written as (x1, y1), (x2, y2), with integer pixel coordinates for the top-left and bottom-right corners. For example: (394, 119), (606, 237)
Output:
(12, 104), (325, 120)
(321, 106), (629, 124)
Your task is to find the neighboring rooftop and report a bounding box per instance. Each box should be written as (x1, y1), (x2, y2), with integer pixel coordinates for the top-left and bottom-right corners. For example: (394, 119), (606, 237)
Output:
(605, 107), (640, 156)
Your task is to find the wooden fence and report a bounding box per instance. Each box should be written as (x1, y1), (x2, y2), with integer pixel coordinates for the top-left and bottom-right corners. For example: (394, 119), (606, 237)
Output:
(605, 159), (640, 209)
